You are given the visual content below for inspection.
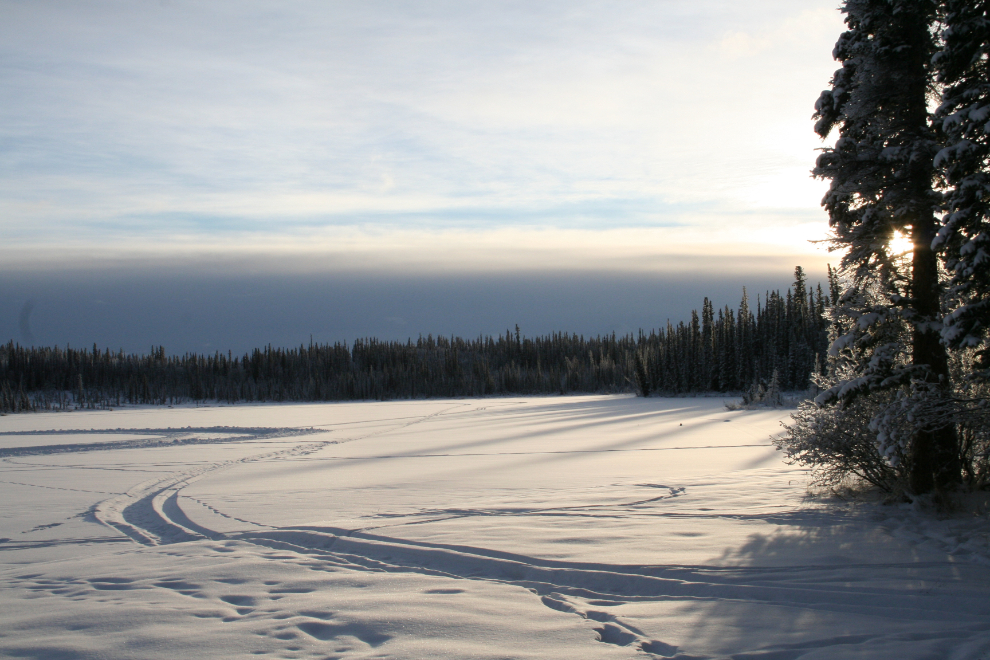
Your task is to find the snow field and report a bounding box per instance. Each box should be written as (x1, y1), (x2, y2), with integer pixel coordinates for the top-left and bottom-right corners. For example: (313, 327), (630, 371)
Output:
(1, 395), (989, 659)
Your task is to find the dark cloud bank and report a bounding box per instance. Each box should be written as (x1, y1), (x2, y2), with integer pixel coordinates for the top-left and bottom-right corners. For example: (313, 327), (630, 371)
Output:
(0, 263), (826, 356)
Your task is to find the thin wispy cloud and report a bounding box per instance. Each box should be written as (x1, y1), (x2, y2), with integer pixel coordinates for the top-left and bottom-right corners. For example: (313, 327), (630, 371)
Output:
(1, 0), (842, 260)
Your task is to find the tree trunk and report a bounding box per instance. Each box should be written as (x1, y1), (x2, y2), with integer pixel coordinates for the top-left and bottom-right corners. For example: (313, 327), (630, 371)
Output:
(910, 207), (961, 494)
(902, 10), (961, 495)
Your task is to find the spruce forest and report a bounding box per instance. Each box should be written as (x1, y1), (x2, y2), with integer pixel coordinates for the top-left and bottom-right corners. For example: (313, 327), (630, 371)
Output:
(0, 267), (831, 413)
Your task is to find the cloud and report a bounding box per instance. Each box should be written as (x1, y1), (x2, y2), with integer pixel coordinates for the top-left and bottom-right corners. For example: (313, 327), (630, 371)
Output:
(0, 0), (844, 254)
(0, 224), (832, 280)
(18, 300), (35, 345)
(720, 31), (772, 59)
(0, 255), (834, 355)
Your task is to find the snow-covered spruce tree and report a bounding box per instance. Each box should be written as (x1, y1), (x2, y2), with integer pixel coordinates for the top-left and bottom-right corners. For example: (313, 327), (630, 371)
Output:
(807, 0), (961, 495)
(930, 1), (990, 490)
(777, 275), (910, 491)
(934, 1), (990, 378)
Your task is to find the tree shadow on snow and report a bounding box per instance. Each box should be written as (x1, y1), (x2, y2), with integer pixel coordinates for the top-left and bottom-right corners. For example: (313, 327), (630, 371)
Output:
(675, 503), (990, 659)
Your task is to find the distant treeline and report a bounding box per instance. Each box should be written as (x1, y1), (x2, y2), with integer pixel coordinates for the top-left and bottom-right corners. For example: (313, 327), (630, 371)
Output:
(1, 267), (833, 413)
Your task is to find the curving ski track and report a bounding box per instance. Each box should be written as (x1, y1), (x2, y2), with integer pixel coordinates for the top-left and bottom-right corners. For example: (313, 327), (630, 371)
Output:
(76, 409), (697, 655)
(0, 426), (323, 457)
(94, 434), (334, 546)
(82, 425), (990, 659)
(94, 478), (990, 657)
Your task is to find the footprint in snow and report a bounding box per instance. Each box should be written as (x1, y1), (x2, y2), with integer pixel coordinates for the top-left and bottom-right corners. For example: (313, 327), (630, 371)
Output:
(88, 577), (140, 591)
(541, 592), (683, 657)
(640, 639), (682, 657)
(297, 610), (335, 620)
(295, 620), (390, 647)
(220, 594), (257, 615)
(595, 622), (639, 646)
(154, 579), (204, 597)
(269, 585), (315, 594)
(541, 594), (581, 614)
(220, 594), (256, 606)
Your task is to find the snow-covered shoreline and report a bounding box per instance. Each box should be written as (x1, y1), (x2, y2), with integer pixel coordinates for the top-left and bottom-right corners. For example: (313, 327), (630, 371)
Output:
(2, 396), (988, 659)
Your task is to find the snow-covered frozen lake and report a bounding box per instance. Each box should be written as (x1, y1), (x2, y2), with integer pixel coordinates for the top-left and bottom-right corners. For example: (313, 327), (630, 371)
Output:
(2, 395), (989, 659)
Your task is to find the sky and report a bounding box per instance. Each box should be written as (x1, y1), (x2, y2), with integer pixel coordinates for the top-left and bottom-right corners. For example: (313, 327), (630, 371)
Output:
(0, 0), (845, 354)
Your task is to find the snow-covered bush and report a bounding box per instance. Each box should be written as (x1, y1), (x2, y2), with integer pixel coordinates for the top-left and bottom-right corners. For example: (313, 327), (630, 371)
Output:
(777, 354), (990, 496)
(743, 370), (782, 407)
(776, 379), (901, 492)
(725, 371), (809, 410)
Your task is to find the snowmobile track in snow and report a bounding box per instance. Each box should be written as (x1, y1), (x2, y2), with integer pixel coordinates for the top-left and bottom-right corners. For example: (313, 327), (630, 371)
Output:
(0, 426), (323, 457)
(93, 429), (333, 546)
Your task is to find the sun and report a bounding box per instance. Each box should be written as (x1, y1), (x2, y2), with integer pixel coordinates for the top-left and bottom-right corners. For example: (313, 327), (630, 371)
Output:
(889, 230), (914, 259)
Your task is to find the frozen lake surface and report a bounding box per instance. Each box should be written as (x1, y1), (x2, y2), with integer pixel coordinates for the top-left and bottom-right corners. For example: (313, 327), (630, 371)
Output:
(2, 395), (989, 659)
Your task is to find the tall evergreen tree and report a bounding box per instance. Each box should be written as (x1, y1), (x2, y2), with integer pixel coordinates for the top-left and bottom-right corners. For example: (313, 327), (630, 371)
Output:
(701, 297), (716, 390)
(934, 0), (990, 377)
(812, 0), (960, 493)
(736, 288), (754, 388)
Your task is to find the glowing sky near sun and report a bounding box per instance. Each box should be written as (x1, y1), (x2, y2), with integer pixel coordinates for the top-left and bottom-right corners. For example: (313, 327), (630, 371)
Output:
(1, 1), (843, 267)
